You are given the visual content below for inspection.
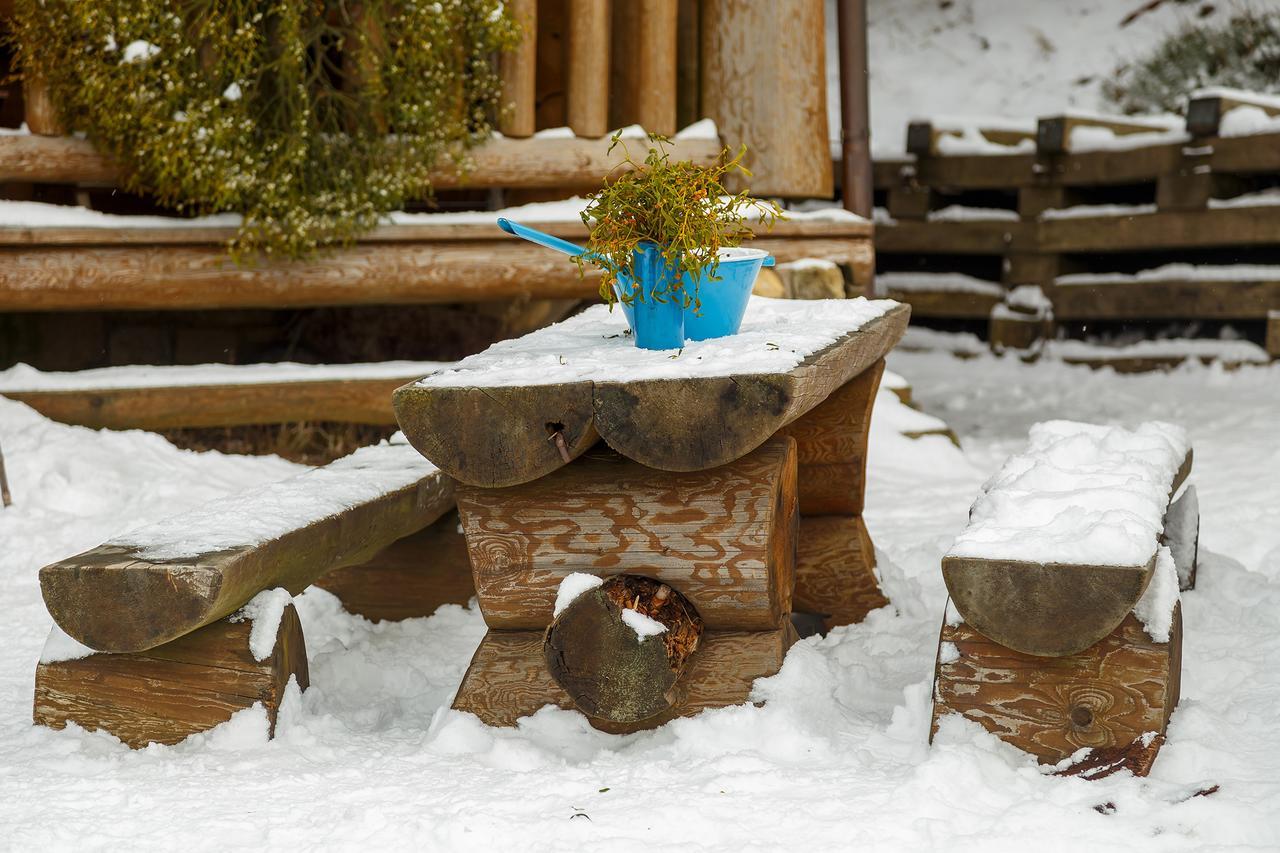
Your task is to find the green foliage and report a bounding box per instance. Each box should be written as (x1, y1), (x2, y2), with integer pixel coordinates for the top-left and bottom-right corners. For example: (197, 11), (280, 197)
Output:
(578, 133), (783, 309)
(1104, 9), (1280, 114)
(11, 0), (518, 258)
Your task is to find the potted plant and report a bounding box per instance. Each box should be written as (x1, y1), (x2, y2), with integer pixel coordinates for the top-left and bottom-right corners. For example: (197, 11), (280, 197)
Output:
(576, 132), (784, 349)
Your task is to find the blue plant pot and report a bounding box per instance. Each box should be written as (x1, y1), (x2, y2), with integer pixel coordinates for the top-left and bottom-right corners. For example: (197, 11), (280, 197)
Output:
(615, 243), (685, 350)
(682, 248), (771, 341)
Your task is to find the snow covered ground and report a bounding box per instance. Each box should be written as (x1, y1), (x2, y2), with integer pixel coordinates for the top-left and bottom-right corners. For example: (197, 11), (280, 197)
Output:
(1, 351), (1279, 850)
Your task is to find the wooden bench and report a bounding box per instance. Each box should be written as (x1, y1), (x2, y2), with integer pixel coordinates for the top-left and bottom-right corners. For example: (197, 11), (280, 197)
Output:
(931, 421), (1198, 777)
(394, 296), (909, 730)
(34, 436), (462, 746)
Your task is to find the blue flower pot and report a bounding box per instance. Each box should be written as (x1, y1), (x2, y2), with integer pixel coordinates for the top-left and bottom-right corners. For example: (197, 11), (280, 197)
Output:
(682, 248), (771, 341)
(615, 243), (685, 350)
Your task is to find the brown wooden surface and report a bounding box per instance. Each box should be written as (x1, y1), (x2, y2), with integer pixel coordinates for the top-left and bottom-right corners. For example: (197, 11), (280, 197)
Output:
(932, 604), (1182, 766)
(566, 0), (611, 137)
(1187, 92), (1280, 138)
(1268, 311), (1280, 358)
(41, 452), (455, 653)
(794, 515), (887, 631)
(779, 360), (883, 515)
(453, 624), (794, 730)
(700, 0), (831, 197)
(544, 575), (704, 723)
(882, 285), (1005, 320)
(675, 0), (700, 130)
(942, 450), (1192, 657)
(907, 121), (1034, 157)
(610, 0), (678, 136)
(1049, 277), (1280, 321)
(459, 437), (797, 631)
(1037, 114), (1175, 155)
(23, 73), (63, 136)
(396, 302), (907, 487)
(876, 219), (1028, 255)
(34, 603), (309, 748)
(314, 512), (475, 622)
(1037, 206), (1280, 253)
(498, 0), (538, 137)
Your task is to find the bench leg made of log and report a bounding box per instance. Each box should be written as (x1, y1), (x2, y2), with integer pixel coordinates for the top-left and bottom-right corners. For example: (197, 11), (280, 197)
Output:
(33, 603), (309, 748)
(794, 515), (887, 632)
(930, 602), (1182, 775)
(452, 624), (797, 732)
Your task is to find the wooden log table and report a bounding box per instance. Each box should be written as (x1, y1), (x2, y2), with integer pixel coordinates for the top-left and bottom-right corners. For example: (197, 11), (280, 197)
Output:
(394, 296), (910, 732)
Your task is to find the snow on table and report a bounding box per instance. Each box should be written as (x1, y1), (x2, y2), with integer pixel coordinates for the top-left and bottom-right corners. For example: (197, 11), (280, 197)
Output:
(415, 296), (897, 388)
(111, 435), (438, 561)
(947, 420), (1189, 568)
(1056, 262), (1280, 287)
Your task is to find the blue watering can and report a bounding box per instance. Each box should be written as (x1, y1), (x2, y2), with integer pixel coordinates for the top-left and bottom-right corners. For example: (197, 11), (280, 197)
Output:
(496, 218), (773, 350)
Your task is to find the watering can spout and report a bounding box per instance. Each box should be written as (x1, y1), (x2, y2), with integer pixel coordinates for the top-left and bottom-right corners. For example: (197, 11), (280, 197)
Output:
(496, 218), (589, 260)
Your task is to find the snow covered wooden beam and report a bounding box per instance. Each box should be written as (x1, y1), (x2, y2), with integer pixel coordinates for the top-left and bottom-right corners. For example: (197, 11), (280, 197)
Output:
(905, 118), (1035, 158)
(34, 597), (309, 749)
(39, 439), (454, 653)
(458, 437), (798, 631)
(942, 421), (1192, 657)
(1186, 88), (1280, 138)
(1036, 113), (1182, 155)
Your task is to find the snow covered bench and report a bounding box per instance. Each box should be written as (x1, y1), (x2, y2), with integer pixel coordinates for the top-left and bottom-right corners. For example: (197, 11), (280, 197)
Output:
(930, 421), (1199, 776)
(34, 436), (461, 747)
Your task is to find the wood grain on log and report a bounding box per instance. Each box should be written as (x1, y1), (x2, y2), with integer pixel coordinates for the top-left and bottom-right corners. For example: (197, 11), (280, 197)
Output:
(454, 624), (795, 731)
(941, 450), (1192, 657)
(566, 0), (610, 138)
(40, 462), (454, 653)
(794, 515), (887, 631)
(397, 304), (906, 488)
(23, 73), (64, 136)
(314, 512), (475, 622)
(544, 575), (703, 723)
(779, 359), (883, 515)
(459, 437), (797, 631)
(931, 604), (1181, 767)
(498, 0), (537, 137)
(609, 0), (677, 136)
(34, 603), (309, 748)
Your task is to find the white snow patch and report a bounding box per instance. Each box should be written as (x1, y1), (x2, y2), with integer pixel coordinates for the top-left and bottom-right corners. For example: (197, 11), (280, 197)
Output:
(675, 118), (719, 140)
(1209, 188), (1280, 210)
(927, 205), (1020, 223)
(121, 40), (161, 63)
(231, 588), (293, 662)
(1049, 338), (1270, 364)
(1133, 546), (1179, 643)
(1040, 202), (1156, 221)
(1056, 263), (1280, 287)
(938, 641), (960, 664)
(1192, 86), (1280, 110)
(944, 599), (964, 627)
(552, 573), (603, 618)
(879, 272), (1005, 297)
(621, 608), (668, 641)
(1068, 125), (1187, 153)
(39, 623), (97, 664)
(222, 82), (242, 101)
(947, 420), (1190, 567)
(415, 297), (896, 385)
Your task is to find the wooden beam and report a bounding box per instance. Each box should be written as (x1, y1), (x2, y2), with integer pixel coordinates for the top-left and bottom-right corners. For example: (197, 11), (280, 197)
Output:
(906, 120), (1035, 157)
(22, 73), (63, 136)
(1036, 113), (1178, 155)
(1038, 206), (1280, 253)
(875, 219), (1029, 255)
(40, 442), (455, 652)
(1269, 310), (1280, 358)
(498, 0), (538, 137)
(1186, 90), (1280, 138)
(566, 0), (611, 137)
(794, 515), (886, 631)
(1049, 277), (1280, 321)
(675, 0), (700, 129)
(34, 602), (309, 748)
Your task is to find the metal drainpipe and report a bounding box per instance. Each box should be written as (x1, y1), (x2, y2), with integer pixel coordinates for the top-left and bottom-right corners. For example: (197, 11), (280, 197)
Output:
(836, 0), (875, 296)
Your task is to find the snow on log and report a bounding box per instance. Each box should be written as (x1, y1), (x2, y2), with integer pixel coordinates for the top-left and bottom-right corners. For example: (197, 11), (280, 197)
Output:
(1163, 485), (1200, 592)
(33, 602), (309, 749)
(395, 298), (908, 487)
(40, 437), (455, 653)
(459, 436), (798, 631)
(543, 574), (703, 724)
(942, 420), (1192, 657)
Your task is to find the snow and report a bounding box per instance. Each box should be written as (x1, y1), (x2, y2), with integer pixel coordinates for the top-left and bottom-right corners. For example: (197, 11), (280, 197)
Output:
(675, 119), (719, 140)
(0, 360), (450, 392)
(946, 420), (1190, 567)
(552, 573), (603, 618)
(1006, 285), (1052, 314)
(1218, 106), (1280, 138)
(1056, 263), (1280, 287)
(1040, 202), (1156, 221)
(112, 435), (437, 561)
(1068, 125), (1186, 153)
(38, 624), (96, 665)
(1133, 547), (1180, 644)
(415, 297), (897, 386)
(1209, 188), (1280, 210)
(120, 40), (160, 63)
(231, 588), (294, 662)
(620, 609), (667, 642)
(927, 205), (1020, 223)
(937, 641), (960, 664)
(221, 82), (242, 102)
(880, 272), (1004, 297)
(1192, 87), (1280, 111)
(923, 118), (1036, 156)
(4, 347), (1280, 847)
(1049, 338), (1271, 365)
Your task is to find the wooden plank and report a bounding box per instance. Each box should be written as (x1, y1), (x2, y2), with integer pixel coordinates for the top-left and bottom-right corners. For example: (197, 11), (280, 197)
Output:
(875, 219), (1028, 255)
(610, 0), (678, 136)
(452, 625), (794, 730)
(1049, 277), (1280, 321)
(498, 0), (538, 137)
(394, 302), (908, 487)
(1268, 311), (1280, 358)
(778, 360), (883, 515)
(1037, 113), (1179, 155)
(313, 512), (475, 622)
(34, 603), (309, 748)
(906, 120), (1035, 157)
(458, 437), (797, 631)
(1038, 206), (1280, 253)
(931, 605), (1181, 768)
(674, 0), (700, 130)
(40, 443), (456, 652)
(1186, 90), (1280, 137)
(701, 0), (832, 197)
(566, 0), (611, 138)
(883, 286), (1004, 320)
(794, 515), (886, 631)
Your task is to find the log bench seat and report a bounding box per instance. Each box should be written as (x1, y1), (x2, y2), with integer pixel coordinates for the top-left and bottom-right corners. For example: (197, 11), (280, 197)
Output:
(931, 420), (1199, 777)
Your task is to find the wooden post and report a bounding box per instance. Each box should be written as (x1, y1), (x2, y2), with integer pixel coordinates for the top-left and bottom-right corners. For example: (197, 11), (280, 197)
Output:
(634, 0), (678, 135)
(675, 0), (700, 130)
(567, 0), (611, 137)
(837, 0), (872, 218)
(34, 603), (310, 748)
(701, 0), (832, 197)
(1268, 310), (1280, 359)
(23, 72), (64, 136)
(499, 0), (538, 137)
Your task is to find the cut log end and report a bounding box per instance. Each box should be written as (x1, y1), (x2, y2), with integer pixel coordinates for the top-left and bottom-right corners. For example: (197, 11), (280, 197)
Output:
(544, 574), (704, 724)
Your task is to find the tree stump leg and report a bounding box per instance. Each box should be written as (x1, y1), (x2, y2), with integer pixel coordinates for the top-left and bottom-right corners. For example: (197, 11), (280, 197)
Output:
(34, 603), (309, 748)
(314, 511), (476, 622)
(794, 515), (887, 632)
(453, 624), (796, 732)
(930, 601), (1182, 771)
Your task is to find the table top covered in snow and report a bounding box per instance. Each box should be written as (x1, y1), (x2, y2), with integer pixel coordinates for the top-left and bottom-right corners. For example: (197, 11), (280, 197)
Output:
(393, 296), (911, 489)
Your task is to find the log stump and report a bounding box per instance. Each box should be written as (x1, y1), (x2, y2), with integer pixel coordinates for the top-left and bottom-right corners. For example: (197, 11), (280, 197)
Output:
(544, 575), (703, 724)
(34, 603), (309, 748)
(931, 602), (1182, 770)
